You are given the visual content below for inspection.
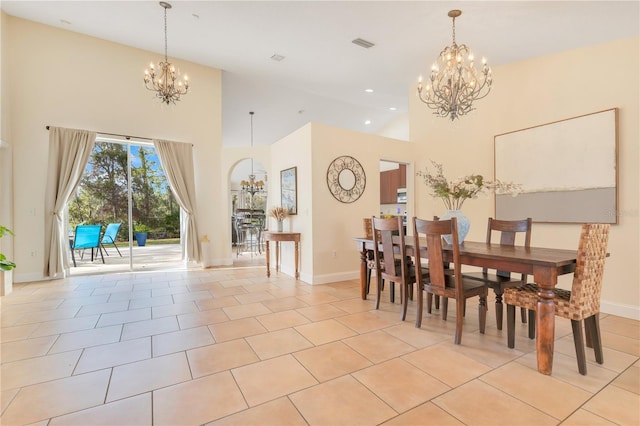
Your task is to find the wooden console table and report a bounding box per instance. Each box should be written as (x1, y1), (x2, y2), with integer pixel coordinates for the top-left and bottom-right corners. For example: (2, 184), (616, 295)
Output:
(264, 231), (300, 279)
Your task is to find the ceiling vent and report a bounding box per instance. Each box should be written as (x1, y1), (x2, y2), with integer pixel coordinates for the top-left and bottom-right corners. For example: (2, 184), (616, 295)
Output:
(352, 38), (375, 49)
(270, 54), (285, 62)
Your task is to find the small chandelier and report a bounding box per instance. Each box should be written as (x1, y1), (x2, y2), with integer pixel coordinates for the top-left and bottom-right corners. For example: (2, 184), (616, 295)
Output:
(417, 10), (492, 120)
(240, 112), (266, 197)
(144, 1), (189, 105)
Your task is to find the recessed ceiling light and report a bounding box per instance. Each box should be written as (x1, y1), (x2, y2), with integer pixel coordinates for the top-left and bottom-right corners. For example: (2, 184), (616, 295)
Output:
(60, 19), (72, 25)
(365, 89), (374, 93)
(271, 54), (285, 62)
(364, 120), (372, 125)
(389, 107), (397, 111)
(192, 13), (200, 19)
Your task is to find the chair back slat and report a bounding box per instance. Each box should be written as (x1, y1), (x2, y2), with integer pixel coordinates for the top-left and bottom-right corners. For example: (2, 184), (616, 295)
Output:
(372, 216), (405, 282)
(486, 217), (532, 278)
(568, 223), (610, 319)
(414, 217), (461, 297)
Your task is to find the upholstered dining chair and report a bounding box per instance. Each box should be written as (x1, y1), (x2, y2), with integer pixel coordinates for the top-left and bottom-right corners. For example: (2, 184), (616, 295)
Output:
(371, 216), (415, 320)
(463, 217), (532, 330)
(504, 223), (610, 375)
(413, 216), (488, 344)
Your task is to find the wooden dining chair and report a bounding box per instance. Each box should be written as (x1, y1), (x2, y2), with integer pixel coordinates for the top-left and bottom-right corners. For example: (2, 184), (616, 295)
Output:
(363, 218), (384, 295)
(463, 217), (532, 330)
(504, 223), (610, 375)
(413, 216), (488, 344)
(371, 216), (415, 320)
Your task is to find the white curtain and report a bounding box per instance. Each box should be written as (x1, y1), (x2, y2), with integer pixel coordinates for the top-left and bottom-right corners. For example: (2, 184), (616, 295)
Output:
(153, 139), (201, 263)
(44, 127), (96, 278)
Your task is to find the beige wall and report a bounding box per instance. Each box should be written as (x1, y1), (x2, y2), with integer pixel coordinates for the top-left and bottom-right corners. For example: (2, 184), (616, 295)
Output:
(269, 122), (415, 284)
(411, 37), (640, 319)
(5, 16), (223, 281)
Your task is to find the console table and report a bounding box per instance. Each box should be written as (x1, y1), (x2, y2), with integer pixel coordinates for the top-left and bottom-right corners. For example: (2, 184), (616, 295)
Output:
(263, 231), (300, 279)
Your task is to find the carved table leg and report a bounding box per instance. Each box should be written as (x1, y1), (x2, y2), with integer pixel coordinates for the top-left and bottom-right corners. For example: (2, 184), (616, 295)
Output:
(534, 266), (557, 375)
(359, 243), (367, 300)
(294, 241), (299, 279)
(265, 241), (271, 277)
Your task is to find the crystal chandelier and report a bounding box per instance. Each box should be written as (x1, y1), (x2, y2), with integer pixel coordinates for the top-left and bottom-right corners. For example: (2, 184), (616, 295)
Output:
(240, 112), (266, 198)
(144, 2), (189, 105)
(417, 10), (492, 120)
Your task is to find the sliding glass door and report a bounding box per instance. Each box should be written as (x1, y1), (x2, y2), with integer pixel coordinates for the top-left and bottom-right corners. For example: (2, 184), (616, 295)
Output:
(68, 138), (181, 273)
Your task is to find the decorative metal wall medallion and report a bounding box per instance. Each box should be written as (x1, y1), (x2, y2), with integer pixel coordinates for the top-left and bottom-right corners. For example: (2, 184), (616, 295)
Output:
(326, 155), (366, 203)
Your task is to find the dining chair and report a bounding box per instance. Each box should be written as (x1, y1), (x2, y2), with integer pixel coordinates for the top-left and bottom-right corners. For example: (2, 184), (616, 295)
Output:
(463, 217), (532, 330)
(371, 216), (415, 320)
(504, 223), (610, 375)
(70, 224), (104, 267)
(413, 216), (488, 344)
(100, 223), (122, 257)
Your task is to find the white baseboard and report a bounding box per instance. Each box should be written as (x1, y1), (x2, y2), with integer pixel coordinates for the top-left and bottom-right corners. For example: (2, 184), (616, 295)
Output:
(601, 300), (640, 320)
(13, 272), (47, 283)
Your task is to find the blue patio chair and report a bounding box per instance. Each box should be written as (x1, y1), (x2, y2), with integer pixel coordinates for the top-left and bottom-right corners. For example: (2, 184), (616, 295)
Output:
(70, 224), (104, 267)
(100, 223), (122, 257)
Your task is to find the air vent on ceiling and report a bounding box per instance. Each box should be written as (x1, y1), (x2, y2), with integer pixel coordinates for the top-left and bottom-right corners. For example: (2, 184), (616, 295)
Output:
(352, 38), (375, 49)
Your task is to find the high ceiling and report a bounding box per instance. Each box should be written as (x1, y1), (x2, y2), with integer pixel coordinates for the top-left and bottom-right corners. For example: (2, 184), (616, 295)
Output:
(2, 1), (638, 147)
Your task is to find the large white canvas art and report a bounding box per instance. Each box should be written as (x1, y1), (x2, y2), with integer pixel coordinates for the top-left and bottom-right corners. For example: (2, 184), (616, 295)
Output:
(495, 109), (617, 224)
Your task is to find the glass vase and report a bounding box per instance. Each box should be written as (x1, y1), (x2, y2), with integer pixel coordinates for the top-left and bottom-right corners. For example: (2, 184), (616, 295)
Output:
(277, 220), (283, 232)
(441, 209), (470, 244)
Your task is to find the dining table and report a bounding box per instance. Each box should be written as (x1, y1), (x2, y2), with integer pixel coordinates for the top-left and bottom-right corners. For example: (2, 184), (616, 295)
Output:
(353, 236), (579, 376)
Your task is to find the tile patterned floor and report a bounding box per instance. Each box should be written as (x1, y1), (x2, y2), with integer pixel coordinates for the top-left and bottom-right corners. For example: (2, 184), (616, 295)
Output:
(1, 264), (638, 425)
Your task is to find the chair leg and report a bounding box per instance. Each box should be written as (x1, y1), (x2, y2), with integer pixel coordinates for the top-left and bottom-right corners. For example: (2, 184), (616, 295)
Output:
(454, 297), (465, 345)
(401, 282), (409, 321)
(520, 307), (527, 323)
(434, 295), (440, 309)
(585, 318), (593, 348)
(112, 242), (122, 257)
(375, 276), (382, 310)
(478, 295), (487, 335)
(390, 282), (395, 303)
(585, 315), (604, 364)
(101, 243), (111, 256)
(98, 246), (105, 264)
(416, 286), (423, 328)
(571, 319), (588, 375)
(366, 268), (372, 294)
(507, 304), (516, 348)
(426, 293), (433, 314)
(71, 248), (77, 267)
(528, 310), (536, 339)
(441, 297), (449, 321)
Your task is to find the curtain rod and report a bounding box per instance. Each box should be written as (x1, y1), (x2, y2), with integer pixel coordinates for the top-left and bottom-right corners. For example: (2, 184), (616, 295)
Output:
(46, 125), (152, 142)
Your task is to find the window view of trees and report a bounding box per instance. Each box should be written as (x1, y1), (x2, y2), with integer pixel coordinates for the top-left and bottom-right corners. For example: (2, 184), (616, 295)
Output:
(69, 142), (180, 242)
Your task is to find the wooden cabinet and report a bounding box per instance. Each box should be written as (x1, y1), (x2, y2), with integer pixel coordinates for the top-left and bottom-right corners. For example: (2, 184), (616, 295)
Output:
(380, 164), (406, 204)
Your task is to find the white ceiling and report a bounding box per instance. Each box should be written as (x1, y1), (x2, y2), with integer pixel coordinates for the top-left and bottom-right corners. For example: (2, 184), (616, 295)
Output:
(2, 1), (638, 147)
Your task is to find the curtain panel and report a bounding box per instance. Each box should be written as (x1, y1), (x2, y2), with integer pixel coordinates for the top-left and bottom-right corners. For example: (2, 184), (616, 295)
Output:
(44, 127), (96, 278)
(153, 139), (201, 263)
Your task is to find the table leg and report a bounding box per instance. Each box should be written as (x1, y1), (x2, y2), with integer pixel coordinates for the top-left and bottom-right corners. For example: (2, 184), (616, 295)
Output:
(359, 242), (367, 300)
(534, 266), (558, 375)
(265, 241), (271, 277)
(294, 241), (299, 279)
(275, 242), (280, 272)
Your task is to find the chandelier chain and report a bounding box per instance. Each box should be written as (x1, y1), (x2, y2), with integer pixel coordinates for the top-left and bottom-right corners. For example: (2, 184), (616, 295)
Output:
(164, 6), (168, 62)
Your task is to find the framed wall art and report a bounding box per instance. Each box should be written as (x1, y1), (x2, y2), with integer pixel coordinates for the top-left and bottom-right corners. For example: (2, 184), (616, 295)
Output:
(494, 108), (618, 224)
(280, 167), (297, 215)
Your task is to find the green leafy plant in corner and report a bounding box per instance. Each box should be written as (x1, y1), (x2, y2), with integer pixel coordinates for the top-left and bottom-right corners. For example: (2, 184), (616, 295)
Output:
(0, 226), (16, 271)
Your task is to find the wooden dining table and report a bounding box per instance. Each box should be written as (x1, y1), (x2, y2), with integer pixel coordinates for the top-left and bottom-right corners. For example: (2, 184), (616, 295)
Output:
(353, 237), (579, 375)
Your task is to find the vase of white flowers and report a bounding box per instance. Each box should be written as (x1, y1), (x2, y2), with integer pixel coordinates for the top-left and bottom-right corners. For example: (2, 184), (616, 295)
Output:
(417, 161), (521, 244)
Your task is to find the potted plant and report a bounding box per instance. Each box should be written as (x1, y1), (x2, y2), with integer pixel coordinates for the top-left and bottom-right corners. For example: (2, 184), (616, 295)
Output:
(0, 226), (16, 271)
(134, 224), (150, 247)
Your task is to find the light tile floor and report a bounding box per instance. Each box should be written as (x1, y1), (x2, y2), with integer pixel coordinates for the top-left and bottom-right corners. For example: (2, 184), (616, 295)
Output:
(1, 263), (638, 425)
